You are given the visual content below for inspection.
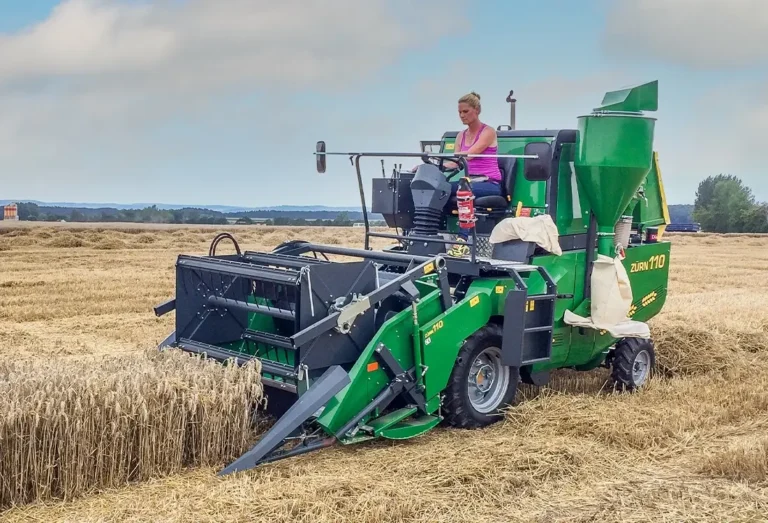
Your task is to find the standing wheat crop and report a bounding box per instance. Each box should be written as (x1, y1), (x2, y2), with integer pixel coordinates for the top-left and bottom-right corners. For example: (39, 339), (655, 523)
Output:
(0, 348), (264, 509)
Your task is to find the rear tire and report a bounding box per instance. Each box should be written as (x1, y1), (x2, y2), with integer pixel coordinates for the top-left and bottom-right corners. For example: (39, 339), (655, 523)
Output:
(442, 324), (520, 428)
(610, 338), (655, 391)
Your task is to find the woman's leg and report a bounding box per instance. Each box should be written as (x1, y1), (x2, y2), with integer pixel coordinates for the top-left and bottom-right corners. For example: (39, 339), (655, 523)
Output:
(469, 181), (502, 198)
(449, 180), (502, 198)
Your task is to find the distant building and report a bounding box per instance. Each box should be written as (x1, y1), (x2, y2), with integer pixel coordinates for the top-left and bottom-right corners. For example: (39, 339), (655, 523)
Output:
(3, 203), (18, 221)
(225, 217), (270, 225)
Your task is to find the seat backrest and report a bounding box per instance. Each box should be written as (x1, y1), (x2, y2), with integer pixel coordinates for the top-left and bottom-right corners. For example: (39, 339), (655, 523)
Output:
(497, 157), (517, 199)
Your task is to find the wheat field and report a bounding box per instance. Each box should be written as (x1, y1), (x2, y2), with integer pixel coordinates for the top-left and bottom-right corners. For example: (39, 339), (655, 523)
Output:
(0, 223), (767, 522)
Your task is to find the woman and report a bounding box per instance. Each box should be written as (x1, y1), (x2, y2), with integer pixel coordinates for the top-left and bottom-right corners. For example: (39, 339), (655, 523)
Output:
(448, 92), (503, 199)
(446, 92), (502, 256)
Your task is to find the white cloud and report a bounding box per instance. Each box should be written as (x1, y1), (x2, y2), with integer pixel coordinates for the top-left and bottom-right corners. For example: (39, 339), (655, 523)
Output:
(602, 0), (768, 69)
(0, 0), (463, 205)
(0, 0), (459, 91)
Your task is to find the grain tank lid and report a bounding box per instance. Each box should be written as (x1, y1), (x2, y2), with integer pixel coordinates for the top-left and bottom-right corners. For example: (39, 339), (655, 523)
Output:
(591, 80), (659, 113)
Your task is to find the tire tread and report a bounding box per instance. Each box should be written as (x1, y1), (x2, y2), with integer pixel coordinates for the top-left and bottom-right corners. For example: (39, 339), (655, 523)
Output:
(443, 323), (519, 428)
(610, 337), (655, 391)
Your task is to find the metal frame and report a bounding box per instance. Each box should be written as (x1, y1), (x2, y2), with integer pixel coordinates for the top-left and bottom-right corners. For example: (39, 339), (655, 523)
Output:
(315, 150), (538, 252)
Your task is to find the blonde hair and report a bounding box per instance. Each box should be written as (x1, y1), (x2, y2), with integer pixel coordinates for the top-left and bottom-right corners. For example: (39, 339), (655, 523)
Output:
(458, 92), (481, 112)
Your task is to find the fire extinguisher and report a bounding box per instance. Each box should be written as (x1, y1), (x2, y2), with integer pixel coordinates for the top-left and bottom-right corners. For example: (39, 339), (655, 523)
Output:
(456, 177), (476, 230)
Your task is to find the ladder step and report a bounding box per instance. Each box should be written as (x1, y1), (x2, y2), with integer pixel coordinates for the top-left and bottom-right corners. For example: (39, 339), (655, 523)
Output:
(367, 407), (418, 436)
(524, 326), (553, 333)
(521, 357), (551, 365)
(380, 414), (441, 440)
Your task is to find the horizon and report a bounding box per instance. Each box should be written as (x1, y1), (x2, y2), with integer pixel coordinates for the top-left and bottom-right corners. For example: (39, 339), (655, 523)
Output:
(1, 1), (766, 207)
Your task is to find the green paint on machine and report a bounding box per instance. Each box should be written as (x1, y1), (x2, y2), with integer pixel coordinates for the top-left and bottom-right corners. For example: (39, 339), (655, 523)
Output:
(157, 80), (672, 475)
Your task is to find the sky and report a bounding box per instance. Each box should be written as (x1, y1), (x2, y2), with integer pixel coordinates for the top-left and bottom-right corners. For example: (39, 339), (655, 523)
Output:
(0, 0), (766, 208)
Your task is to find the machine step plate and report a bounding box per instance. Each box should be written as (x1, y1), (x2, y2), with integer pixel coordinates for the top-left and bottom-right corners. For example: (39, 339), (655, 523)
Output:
(380, 414), (441, 440)
(476, 257), (539, 271)
(368, 407), (418, 436)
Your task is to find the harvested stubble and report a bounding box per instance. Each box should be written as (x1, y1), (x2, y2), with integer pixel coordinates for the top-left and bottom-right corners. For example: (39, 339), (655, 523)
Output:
(0, 348), (265, 510)
(2, 225), (768, 522)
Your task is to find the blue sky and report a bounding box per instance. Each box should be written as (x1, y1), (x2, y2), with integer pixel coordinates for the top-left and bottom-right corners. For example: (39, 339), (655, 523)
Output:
(0, 0), (766, 208)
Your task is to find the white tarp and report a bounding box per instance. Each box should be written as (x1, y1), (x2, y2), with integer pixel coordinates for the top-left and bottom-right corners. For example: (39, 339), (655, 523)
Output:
(489, 215), (562, 256)
(563, 253), (651, 339)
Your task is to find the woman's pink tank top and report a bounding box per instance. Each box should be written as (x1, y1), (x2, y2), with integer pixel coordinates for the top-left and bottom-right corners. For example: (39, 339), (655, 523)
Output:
(459, 124), (502, 182)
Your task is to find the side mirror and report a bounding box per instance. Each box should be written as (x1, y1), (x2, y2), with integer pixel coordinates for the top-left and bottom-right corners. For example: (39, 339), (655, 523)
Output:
(316, 141), (326, 173)
(523, 142), (553, 181)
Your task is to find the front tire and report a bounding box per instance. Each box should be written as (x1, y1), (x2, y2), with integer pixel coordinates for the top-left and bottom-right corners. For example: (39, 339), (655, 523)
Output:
(443, 324), (520, 428)
(610, 337), (655, 391)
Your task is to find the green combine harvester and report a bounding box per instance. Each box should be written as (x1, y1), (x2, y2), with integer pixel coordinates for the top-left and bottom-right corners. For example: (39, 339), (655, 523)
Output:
(154, 81), (671, 475)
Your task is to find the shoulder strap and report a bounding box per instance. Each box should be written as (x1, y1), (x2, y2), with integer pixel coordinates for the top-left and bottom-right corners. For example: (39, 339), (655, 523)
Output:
(471, 124), (486, 146)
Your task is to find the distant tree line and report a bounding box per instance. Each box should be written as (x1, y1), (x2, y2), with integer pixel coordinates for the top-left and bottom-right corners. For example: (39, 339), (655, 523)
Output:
(8, 174), (765, 233)
(235, 212), (385, 227)
(10, 203), (382, 227)
(692, 174), (768, 233)
(14, 203), (230, 225)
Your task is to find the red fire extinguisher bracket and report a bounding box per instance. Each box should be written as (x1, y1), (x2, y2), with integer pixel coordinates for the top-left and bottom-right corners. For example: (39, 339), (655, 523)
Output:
(456, 177), (476, 230)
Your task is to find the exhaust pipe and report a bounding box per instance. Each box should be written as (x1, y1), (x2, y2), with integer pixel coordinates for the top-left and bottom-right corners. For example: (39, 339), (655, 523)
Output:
(506, 90), (516, 130)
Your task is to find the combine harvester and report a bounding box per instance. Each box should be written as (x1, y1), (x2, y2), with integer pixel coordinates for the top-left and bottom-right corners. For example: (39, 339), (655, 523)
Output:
(155, 81), (671, 475)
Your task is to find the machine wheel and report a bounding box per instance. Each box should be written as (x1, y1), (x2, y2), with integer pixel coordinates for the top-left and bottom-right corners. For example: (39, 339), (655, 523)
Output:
(610, 338), (655, 391)
(442, 324), (519, 428)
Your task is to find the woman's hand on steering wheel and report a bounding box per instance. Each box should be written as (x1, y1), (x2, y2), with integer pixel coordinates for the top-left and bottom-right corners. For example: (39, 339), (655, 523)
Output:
(421, 154), (463, 175)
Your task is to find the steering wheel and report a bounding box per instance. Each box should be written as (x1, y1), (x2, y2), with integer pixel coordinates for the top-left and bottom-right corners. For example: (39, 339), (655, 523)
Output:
(421, 154), (466, 179)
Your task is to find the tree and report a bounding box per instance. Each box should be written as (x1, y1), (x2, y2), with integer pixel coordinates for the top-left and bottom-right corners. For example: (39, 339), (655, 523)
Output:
(693, 174), (768, 233)
(16, 202), (40, 221)
(333, 211), (352, 226)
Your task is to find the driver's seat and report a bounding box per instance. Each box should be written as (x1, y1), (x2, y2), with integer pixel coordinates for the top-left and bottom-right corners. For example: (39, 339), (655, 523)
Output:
(449, 157), (517, 211)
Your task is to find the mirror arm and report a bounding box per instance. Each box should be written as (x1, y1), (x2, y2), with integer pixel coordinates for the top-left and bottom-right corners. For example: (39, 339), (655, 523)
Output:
(352, 154), (371, 250)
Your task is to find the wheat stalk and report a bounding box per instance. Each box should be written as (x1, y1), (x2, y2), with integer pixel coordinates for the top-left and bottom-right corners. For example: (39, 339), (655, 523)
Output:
(0, 348), (264, 509)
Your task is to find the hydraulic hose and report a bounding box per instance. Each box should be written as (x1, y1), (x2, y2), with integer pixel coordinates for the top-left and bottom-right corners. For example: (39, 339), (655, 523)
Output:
(209, 233), (242, 257)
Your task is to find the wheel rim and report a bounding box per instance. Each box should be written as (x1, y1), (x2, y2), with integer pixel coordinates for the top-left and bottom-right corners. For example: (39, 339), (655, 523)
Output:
(632, 349), (651, 386)
(467, 346), (510, 414)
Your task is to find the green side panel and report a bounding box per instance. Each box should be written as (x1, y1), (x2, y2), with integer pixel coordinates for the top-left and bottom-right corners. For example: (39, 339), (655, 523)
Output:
(368, 407), (418, 436)
(554, 143), (591, 236)
(421, 290), (493, 399)
(501, 137), (549, 210)
(622, 241), (671, 323)
(564, 326), (598, 368)
(574, 113), (656, 233)
(463, 277), (526, 317)
(425, 394), (441, 413)
(596, 80), (659, 112)
(633, 152), (670, 230)
(380, 415), (441, 440)
(316, 290), (444, 435)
